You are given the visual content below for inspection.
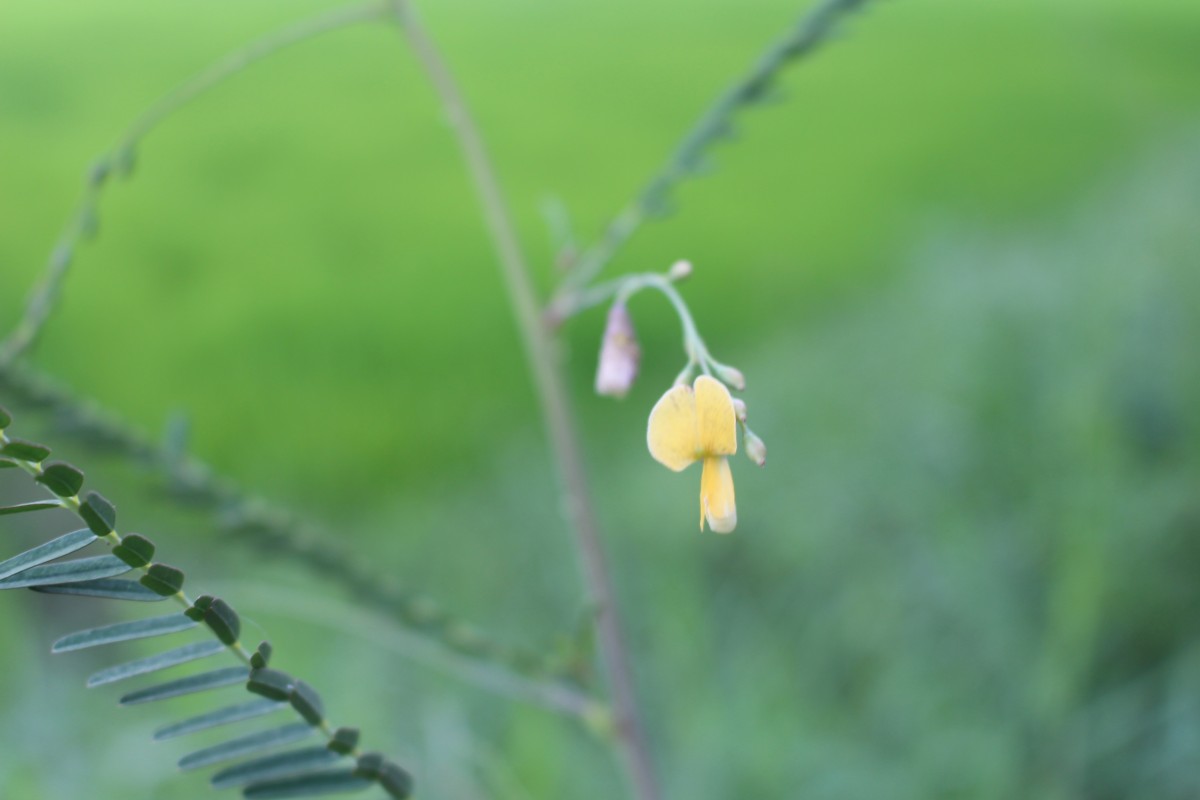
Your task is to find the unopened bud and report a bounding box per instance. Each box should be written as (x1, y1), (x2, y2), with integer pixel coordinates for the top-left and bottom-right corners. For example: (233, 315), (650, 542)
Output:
(731, 398), (748, 422)
(667, 260), (693, 282)
(117, 146), (137, 178)
(594, 302), (641, 399)
(744, 429), (767, 467)
(713, 363), (745, 391)
(50, 245), (73, 272)
(89, 159), (111, 188)
(582, 702), (616, 740)
(81, 208), (100, 240)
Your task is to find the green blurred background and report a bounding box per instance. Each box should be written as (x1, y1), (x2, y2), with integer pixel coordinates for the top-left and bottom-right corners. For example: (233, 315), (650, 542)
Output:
(2, 0), (1200, 797)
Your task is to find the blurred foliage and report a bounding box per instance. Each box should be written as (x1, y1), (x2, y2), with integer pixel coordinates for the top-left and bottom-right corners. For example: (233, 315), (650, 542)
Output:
(1, 0), (1200, 797)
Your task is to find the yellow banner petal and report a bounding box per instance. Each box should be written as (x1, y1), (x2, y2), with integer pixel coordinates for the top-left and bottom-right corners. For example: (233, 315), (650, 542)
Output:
(647, 383), (699, 472)
(694, 375), (737, 456)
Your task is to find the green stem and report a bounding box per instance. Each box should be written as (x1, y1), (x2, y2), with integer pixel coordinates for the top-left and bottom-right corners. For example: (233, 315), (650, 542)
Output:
(0, 0), (389, 367)
(216, 582), (602, 720)
(0, 362), (564, 690)
(548, 0), (876, 315)
(386, 3), (661, 798)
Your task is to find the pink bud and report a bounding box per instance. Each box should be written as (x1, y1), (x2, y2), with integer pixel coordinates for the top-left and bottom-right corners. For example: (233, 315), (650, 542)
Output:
(731, 398), (748, 422)
(594, 302), (641, 399)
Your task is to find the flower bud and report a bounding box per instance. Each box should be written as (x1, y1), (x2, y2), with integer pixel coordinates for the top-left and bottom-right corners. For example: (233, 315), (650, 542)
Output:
(744, 429), (767, 467)
(582, 702), (616, 739)
(713, 363), (745, 391)
(731, 398), (748, 422)
(594, 302), (641, 399)
(117, 146), (137, 177)
(667, 260), (693, 282)
(89, 159), (111, 188)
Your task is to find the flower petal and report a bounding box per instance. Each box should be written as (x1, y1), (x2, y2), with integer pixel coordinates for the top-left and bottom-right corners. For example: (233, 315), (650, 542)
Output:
(647, 383), (699, 472)
(700, 457), (737, 533)
(694, 375), (737, 456)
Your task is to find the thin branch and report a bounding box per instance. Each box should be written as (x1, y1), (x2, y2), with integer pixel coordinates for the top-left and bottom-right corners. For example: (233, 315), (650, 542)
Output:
(0, 362), (566, 686)
(384, 3), (662, 798)
(0, 0), (390, 367)
(214, 582), (600, 720)
(549, 0), (878, 315)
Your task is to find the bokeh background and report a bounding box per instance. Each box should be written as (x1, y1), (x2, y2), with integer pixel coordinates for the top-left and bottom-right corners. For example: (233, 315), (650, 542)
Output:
(2, 0), (1200, 797)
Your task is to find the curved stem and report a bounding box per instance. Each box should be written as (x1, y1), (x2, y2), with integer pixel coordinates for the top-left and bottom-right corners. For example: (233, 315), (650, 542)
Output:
(0, 0), (389, 367)
(385, 3), (661, 798)
(123, 2), (389, 146)
(618, 277), (707, 357)
(573, 271), (718, 382)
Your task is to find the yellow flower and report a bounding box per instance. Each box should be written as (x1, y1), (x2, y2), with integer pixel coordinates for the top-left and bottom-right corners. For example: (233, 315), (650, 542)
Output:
(646, 375), (738, 533)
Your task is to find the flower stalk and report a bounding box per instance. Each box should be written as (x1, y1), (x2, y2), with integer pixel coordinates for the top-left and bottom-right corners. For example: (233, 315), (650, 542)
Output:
(563, 266), (741, 388)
